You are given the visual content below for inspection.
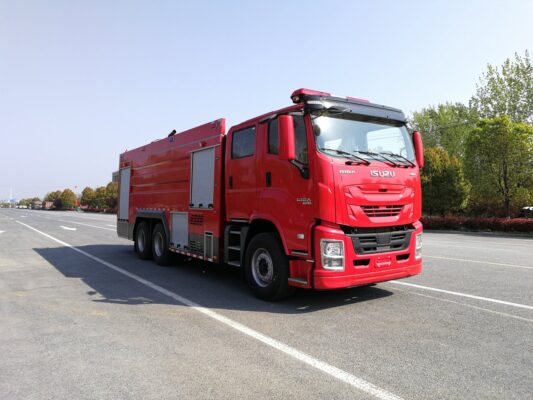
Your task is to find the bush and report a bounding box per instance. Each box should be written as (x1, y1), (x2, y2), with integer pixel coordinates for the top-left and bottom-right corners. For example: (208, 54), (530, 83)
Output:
(421, 216), (533, 233)
(421, 147), (470, 216)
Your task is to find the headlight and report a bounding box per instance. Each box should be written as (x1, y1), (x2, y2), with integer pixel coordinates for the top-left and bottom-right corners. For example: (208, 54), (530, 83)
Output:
(320, 239), (345, 271)
(415, 233), (422, 259)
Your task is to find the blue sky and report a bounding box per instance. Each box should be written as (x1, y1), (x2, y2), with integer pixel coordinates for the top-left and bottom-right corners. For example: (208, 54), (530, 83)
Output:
(1, 0), (532, 200)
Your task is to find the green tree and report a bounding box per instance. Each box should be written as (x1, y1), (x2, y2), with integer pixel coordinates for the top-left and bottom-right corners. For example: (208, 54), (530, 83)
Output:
(60, 189), (78, 209)
(45, 190), (62, 202)
(421, 147), (470, 216)
(470, 51), (533, 124)
(92, 186), (108, 209)
(105, 182), (118, 209)
(410, 102), (478, 159)
(465, 116), (533, 217)
(80, 187), (95, 207)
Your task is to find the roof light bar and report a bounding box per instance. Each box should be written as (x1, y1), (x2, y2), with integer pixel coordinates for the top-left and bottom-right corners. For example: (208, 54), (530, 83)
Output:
(290, 88), (369, 104)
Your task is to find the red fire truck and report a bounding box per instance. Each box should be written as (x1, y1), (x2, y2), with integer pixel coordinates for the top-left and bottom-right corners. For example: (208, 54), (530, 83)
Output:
(117, 89), (424, 300)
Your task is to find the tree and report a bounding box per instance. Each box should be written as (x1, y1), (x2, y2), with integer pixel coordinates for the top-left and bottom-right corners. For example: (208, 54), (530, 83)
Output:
(105, 182), (118, 209)
(465, 116), (533, 217)
(60, 189), (77, 209)
(45, 190), (62, 202)
(53, 198), (63, 209)
(410, 102), (478, 159)
(470, 51), (533, 124)
(421, 147), (470, 216)
(92, 186), (108, 210)
(80, 187), (96, 207)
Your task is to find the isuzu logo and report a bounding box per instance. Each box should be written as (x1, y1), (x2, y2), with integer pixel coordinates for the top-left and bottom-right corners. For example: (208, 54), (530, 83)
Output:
(370, 170), (396, 178)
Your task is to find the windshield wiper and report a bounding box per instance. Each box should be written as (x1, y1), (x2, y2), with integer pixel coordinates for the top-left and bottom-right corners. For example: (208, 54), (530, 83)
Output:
(350, 150), (400, 167)
(320, 148), (370, 165)
(378, 151), (415, 167)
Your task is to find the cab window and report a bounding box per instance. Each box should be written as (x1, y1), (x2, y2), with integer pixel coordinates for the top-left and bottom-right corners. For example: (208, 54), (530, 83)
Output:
(268, 116), (308, 164)
(232, 126), (256, 159)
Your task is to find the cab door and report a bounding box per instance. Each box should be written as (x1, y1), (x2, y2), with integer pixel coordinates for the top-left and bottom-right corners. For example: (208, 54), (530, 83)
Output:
(257, 115), (315, 253)
(226, 125), (259, 220)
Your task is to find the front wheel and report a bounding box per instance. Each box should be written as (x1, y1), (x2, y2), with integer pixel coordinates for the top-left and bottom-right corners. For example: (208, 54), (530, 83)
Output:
(244, 233), (294, 301)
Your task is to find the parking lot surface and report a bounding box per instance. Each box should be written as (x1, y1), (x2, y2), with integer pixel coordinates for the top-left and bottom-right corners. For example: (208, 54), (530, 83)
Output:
(1, 209), (532, 399)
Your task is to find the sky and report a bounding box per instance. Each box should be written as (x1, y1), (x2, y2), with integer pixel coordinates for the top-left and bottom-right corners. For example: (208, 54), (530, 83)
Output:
(1, 0), (532, 200)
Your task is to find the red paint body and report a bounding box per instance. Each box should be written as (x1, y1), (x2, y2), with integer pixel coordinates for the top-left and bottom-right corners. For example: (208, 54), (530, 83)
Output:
(118, 89), (422, 291)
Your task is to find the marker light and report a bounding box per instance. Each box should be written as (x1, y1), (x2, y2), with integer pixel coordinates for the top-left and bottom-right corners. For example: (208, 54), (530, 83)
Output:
(415, 233), (422, 259)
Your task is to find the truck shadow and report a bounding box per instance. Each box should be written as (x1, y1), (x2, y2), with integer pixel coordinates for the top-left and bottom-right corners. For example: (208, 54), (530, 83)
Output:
(33, 244), (393, 314)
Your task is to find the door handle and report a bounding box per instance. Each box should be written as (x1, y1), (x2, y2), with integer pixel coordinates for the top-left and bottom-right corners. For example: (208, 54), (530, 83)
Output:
(229, 176), (233, 189)
(266, 172), (271, 187)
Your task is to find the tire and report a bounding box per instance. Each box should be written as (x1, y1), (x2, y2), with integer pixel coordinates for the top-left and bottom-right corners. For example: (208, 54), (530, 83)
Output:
(244, 232), (294, 301)
(135, 221), (152, 260)
(152, 223), (171, 266)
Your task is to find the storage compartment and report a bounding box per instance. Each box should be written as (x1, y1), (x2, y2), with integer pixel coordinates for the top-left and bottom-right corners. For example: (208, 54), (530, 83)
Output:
(118, 167), (131, 220)
(190, 147), (215, 208)
(171, 212), (188, 248)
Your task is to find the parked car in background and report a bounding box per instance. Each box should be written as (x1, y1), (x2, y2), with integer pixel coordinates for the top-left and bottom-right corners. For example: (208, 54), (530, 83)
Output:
(519, 206), (533, 218)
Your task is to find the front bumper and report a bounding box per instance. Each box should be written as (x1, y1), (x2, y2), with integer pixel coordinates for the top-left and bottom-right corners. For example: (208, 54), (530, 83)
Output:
(313, 221), (422, 290)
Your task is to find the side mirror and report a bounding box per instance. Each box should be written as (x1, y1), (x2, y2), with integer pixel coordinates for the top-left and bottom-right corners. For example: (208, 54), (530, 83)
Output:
(278, 115), (296, 161)
(412, 130), (424, 168)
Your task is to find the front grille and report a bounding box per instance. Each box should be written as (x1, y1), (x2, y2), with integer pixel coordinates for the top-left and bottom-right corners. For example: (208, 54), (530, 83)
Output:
(361, 205), (403, 217)
(345, 225), (413, 255)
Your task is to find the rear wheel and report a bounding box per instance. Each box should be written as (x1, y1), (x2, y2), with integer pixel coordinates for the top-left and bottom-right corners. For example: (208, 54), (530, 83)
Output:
(135, 221), (152, 260)
(244, 233), (294, 301)
(152, 223), (171, 266)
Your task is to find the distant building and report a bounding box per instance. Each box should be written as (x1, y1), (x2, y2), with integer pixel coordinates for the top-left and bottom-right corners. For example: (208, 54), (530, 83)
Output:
(112, 171), (119, 184)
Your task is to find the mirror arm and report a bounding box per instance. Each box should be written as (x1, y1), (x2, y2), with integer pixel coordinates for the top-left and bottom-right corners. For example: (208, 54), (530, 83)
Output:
(289, 160), (309, 179)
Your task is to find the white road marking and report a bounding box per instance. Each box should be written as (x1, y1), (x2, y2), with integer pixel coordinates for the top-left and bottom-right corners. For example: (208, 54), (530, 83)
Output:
(392, 287), (533, 323)
(59, 226), (77, 231)
(426, 237), (533, 248)
(426, 242), (533, 252)
(425, 255), (533, 270)
(0, 231), (5, 234)
(425, 243), (516, 252)
(58, 220), (115, 231)
(48, 213), (114, 222)
(106, 224), (115, 227)
(389, 281), (533, 311)
(15, 220), (402, 400)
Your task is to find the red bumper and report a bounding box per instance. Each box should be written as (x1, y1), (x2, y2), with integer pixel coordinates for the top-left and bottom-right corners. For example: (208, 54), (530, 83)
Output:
(312, 222), (423, 290)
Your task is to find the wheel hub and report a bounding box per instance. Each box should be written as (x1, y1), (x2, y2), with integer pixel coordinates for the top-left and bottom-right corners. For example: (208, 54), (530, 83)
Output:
(154, 232), (163, 257)
(137, 231), (145, 252)
(251, 249), (274, 288)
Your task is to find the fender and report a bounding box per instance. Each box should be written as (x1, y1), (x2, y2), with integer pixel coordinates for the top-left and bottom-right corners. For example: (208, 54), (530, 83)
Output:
(134, 209), (170, 243)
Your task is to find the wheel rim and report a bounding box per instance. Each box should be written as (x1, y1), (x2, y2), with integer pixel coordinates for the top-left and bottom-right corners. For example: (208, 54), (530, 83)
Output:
(154, 232), (163, 258)
(137, 230), (145, 252)
(251, 248), (274, 288)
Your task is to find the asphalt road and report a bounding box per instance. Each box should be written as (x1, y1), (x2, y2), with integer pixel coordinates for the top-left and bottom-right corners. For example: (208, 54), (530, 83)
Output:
(1, 209), (532, 400)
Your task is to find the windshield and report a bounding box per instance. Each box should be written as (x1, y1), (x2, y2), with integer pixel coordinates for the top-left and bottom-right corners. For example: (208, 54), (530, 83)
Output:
(312, 114), (415, 162)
